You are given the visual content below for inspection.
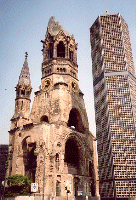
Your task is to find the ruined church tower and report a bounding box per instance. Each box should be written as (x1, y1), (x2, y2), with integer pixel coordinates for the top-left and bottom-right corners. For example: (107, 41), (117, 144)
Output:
(7, 17), (99, 199)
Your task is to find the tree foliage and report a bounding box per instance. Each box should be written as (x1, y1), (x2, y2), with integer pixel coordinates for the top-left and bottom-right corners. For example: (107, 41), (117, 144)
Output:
(5, 174), (32, 197)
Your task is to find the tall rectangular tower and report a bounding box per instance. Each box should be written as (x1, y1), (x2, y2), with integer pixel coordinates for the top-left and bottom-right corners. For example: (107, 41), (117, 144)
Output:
(90, 13), (136, 199)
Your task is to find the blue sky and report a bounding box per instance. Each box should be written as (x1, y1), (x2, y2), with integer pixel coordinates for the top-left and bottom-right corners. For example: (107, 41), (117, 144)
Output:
(0, 0), (135, 144)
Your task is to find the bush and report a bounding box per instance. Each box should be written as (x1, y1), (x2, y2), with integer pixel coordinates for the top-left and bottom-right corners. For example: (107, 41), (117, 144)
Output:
(5, 174), (32, 197)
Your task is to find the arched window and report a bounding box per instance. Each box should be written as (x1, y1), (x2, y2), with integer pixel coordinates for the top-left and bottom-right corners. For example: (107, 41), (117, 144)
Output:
(57, 41), (65, 58)
(68, 108), (84, 133)
(22, 138), (37, 183)
(40, 115), (49, 123)
(21, 90), (25, 95)
(68, 109), (78, 130)
(65, 139), (79, 168)
(49, 43), (53, 58)
(57, 68), (59, 72)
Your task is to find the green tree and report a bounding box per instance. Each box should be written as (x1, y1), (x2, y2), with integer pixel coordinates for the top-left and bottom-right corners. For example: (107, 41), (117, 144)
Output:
(5, 174), (32, 197)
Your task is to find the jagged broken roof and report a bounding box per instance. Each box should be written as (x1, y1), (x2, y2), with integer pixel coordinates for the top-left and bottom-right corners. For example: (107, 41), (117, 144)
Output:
(46, 16), (71, 37)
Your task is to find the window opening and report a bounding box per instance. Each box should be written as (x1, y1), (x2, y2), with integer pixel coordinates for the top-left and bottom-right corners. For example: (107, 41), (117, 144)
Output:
(91, 179), (96, 196)
(68, 109), (78, 130)
(74, 177), (79, 197)
(65, 139), (79, 168)
(55, 153), (59, 171)
(40, 115), (49, 123)
(57, 41), (65, 58)
(48, 44), (53, 59)
(21, 90), (25, 95)
(45, 92), (49, 99)
(26, 91), (30, 96)
(89, 161), (93, 177)
(22, 140), (37, 183)
(56, 181), (61, 196)
(68, 108), (84, 133)
(69, 50), (73, 61)
(21, 101), (23, 110)
(75, 182), (78, 197)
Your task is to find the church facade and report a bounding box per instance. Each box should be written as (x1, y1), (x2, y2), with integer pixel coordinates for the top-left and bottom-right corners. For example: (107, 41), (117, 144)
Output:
(7, 17), (99, 199)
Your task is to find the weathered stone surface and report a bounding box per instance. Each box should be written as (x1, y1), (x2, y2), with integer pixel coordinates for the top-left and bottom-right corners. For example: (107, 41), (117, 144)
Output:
(7, 17), (99, 199)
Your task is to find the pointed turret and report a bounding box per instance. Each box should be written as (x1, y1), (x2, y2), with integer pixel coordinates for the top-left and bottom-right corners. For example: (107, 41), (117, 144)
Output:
(12, 53), (32, 121)
(18, 52), (31, 87)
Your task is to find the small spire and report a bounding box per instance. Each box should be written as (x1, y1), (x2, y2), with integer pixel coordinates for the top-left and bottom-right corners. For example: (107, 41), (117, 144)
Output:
(17, 53), (31, 87)
(106, 10), (108, 14)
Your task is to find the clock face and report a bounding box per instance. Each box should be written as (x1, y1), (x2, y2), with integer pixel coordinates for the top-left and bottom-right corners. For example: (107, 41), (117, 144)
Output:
(42, 78), (51, 91)
(71, 80), (78, 92)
